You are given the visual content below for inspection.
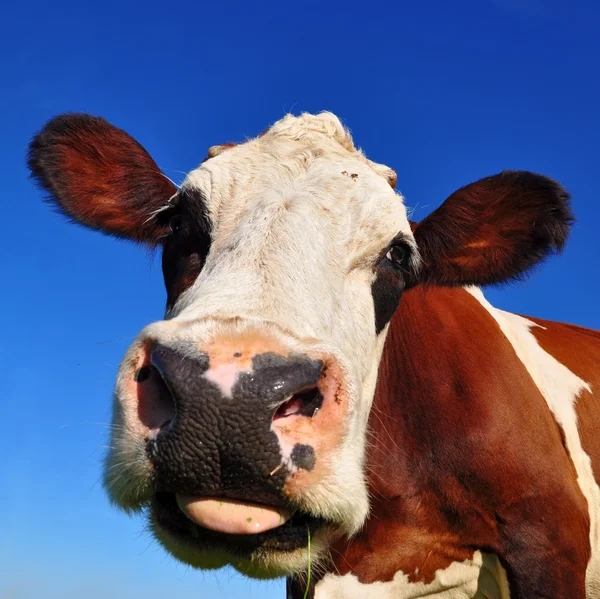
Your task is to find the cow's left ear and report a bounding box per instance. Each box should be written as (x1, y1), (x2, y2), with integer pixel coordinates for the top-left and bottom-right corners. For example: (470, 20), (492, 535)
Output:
(409, 171), (573, 287)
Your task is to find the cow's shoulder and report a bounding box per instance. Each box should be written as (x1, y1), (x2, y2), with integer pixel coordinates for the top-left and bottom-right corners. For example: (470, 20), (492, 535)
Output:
(347, 285), (595, 596)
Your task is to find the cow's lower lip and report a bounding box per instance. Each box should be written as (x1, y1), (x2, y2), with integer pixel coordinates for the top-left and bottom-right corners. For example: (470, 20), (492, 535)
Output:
(153, 492), (323, 555)
(176, 494), (291, 535)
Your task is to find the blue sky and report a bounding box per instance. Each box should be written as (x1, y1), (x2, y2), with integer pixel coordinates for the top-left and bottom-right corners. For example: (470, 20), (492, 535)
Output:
(2, 0), (599, 597)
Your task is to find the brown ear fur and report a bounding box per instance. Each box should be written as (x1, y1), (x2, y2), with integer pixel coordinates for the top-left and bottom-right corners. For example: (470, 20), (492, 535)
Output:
(27, 114), (177, 243)
(409, 171), (573, 287)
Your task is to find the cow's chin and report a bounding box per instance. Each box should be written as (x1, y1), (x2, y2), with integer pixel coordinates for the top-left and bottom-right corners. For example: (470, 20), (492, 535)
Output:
(148, 492), (329, 579)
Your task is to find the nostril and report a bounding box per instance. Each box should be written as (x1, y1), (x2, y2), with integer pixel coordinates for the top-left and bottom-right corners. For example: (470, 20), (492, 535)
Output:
(135, 364), (152, 383)
(136, 363), (176, 433)
(273, 387), (323, 421)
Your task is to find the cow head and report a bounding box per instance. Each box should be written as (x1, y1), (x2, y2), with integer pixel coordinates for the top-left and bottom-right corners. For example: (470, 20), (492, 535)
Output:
(28, 112), (572, 578)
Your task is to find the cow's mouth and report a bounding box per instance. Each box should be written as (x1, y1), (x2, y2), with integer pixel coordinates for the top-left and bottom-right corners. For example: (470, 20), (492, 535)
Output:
(152, 492), (324, 556)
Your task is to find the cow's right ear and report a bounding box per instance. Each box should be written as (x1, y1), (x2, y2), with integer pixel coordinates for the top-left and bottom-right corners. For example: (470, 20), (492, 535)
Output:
(407, 171), (573, 288)
(27, 114), (177, 244)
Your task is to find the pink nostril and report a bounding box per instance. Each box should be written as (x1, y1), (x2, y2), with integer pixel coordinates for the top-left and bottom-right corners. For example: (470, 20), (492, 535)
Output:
(136, 364), (176, 432)
(273, 387), (323, 421)
(275, 396), (305, 419)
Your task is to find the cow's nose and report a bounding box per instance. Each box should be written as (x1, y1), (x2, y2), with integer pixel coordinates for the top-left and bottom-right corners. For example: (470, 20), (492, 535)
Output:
(139, 340), (324, 504)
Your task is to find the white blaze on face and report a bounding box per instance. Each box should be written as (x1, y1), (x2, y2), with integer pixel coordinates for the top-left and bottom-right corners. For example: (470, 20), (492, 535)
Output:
(157, 113), (416, 534)
(169, 112), (414, 351)
(314, 552), (511, 599)
(106, 112), (417, 559)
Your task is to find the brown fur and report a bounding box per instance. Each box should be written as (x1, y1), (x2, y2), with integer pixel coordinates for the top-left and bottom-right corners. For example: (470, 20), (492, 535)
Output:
(298, 287), (591, 599)
(411, 171), (573, 288)
(27, 114), (176, 243)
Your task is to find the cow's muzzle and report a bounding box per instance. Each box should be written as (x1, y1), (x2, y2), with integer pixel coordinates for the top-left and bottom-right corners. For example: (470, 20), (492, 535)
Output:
(119, 329), (342, 546)
(146, 341), (323, 497)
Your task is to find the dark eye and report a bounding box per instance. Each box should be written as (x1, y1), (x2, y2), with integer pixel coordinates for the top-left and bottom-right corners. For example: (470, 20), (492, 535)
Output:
(168, 213), (182, 233)
(385, 244), (408, 268)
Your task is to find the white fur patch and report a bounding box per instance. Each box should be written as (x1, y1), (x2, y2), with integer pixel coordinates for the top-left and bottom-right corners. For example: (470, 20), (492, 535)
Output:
(107, 112), (418, 572)
(466, 287), (598, 596)
(158, 113), (415, 535)
(314, 552), (510, 598)
(204, 363), (245, 398)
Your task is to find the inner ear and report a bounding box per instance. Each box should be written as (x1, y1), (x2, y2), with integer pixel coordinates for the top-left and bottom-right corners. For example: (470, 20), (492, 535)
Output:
(28, 113), (177, 244)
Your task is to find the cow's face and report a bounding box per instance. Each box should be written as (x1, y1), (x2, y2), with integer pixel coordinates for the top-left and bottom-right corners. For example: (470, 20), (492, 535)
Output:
(114, 115), (420, 577)
(29, 113), (418, 576)
(29, 111), (572, 579)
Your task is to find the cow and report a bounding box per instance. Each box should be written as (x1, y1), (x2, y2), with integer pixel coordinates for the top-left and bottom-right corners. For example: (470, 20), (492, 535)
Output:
(28, 112), (600, 599)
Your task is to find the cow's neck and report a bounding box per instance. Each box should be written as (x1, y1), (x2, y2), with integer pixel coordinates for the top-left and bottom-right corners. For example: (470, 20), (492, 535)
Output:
(288, 285), (553, 597)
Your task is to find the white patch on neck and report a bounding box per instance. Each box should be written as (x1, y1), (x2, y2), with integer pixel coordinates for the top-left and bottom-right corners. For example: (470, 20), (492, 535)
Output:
(465, 287), (598, 596)
(314, 552), (510, 598)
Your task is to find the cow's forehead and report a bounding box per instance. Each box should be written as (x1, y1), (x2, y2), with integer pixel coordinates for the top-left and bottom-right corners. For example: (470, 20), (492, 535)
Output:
(180, 112), (413, 254)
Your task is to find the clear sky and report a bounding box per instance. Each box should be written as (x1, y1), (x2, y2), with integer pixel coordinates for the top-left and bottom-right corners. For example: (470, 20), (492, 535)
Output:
(2, 0), (599, 597)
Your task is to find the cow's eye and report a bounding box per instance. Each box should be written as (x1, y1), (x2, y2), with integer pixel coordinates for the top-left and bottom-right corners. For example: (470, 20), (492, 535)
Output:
(169, 214), (182, 233)
(385, 244), (408, 268)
